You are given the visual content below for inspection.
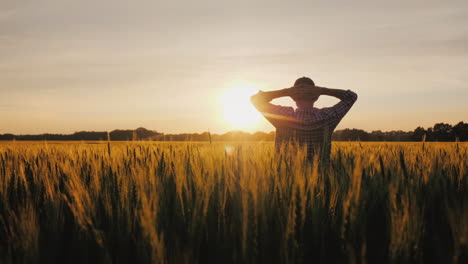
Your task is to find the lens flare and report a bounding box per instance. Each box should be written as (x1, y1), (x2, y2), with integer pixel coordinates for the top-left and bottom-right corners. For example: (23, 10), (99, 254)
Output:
(225, 145), (234, 156)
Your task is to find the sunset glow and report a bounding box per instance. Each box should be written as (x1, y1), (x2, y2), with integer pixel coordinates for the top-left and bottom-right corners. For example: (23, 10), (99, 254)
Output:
(1, 1), (467, 134)
(221, 85), (262, 131)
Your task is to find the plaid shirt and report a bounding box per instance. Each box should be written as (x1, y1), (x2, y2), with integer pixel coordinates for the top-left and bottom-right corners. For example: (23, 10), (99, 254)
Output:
(261, 90), (357, 162)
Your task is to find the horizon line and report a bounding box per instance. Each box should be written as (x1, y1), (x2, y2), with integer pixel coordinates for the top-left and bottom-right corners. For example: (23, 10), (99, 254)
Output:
(1, 121), (465, 136)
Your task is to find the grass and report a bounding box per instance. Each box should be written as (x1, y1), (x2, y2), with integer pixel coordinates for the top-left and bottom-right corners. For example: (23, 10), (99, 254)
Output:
(0, 141), (466, 263)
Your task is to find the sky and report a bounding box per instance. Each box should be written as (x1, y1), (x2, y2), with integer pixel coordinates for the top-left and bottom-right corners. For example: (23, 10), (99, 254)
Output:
(1, 0), (467, 134)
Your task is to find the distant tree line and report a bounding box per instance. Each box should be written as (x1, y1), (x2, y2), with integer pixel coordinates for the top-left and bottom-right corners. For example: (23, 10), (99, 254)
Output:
(149, 131), (276, 142)
(0, 128), (275, 142)
(332, 122), (468, 142)
(1, 122), (466, 142)
(0, 127), (162, 141)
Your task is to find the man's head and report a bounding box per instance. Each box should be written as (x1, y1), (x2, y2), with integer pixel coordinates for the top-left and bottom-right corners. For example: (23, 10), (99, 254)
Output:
(294, 76), (315, 87)
(292, 76), (319, 108)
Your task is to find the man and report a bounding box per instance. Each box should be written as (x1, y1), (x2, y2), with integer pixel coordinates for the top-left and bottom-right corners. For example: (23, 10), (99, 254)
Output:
(250, 77), (357, 163)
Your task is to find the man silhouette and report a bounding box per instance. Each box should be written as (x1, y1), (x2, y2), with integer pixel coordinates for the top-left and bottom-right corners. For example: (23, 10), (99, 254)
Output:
(251, 77), (357, 163)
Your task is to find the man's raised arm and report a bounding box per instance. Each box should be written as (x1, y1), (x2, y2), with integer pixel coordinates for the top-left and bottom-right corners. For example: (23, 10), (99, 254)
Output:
(316, 86), (358, 120)
(317, 87), (357, 101)
(250, 88), (291, 112)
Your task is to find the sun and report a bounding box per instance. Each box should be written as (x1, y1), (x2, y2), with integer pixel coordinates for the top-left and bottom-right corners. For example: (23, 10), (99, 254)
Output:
(220, 85), (263, 131)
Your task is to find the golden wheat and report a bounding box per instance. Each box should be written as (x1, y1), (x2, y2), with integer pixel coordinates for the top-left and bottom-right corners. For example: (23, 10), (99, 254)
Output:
(0, 141), (466, 263)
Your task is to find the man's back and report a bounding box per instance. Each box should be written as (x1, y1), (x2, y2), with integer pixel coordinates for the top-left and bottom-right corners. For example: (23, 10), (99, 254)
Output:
(251, 79), (357, 163)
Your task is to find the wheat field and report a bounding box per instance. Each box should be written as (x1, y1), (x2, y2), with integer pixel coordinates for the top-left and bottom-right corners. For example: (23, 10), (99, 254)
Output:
(0, 141), (466, 264)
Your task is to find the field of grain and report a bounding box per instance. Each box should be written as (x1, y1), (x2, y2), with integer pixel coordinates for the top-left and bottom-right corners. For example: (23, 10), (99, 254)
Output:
(0, 141), (466, 263)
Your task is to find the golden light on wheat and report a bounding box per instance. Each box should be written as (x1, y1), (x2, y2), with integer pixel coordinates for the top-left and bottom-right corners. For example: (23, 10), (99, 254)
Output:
(0, 141), (466, 263)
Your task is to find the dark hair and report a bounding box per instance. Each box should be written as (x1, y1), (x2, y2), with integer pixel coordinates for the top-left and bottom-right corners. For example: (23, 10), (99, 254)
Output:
(294, 76), (315, 86)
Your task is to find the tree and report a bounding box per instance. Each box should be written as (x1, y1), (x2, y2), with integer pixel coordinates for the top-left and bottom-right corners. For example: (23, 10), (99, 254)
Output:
(452, 122), (468, 141)
(412, 127), (426, 141)
(432, 123), (453, 141)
